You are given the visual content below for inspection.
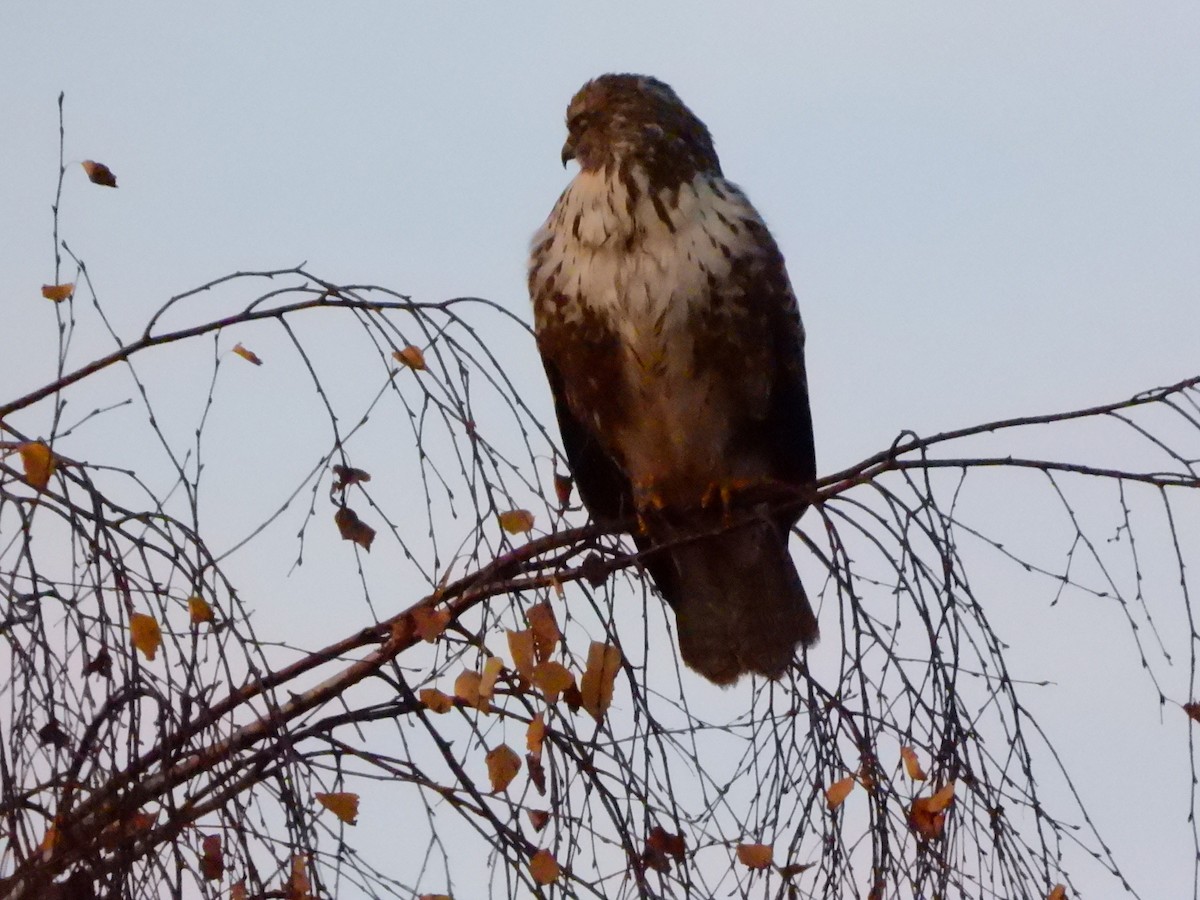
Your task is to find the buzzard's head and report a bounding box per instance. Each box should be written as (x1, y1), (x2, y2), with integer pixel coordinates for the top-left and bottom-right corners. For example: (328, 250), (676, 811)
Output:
(561, 74), (722, 187)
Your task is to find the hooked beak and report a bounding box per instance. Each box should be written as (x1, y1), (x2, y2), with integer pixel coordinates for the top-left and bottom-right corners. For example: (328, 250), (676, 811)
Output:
(560, 137), (576, 168)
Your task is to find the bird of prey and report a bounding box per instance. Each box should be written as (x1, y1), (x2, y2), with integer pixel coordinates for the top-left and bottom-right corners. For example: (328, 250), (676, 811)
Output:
(528, 74), (818, 685)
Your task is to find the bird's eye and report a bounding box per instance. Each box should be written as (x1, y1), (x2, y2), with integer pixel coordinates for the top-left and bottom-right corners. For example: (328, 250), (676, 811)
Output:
(567, 112), (590, 133)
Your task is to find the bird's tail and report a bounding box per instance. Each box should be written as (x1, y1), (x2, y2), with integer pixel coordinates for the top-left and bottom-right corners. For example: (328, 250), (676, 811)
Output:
(656, 516), (818, 686)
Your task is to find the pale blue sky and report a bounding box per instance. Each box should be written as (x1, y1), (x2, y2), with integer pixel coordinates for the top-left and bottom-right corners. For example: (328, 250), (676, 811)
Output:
(3, 3), (1199, 896)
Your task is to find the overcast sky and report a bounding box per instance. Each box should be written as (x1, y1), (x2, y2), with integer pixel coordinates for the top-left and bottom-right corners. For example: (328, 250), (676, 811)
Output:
(3, 3), (1199, 897)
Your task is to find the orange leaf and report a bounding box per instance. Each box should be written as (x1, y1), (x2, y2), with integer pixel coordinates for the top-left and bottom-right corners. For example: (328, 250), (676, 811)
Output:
(526, 602), (561, 661)
(529, 849), (560, 885)
(580, 641), (621, 722)
(333, 506), (375, 551)
(454, 669), (490, 712)
(412, 606), (451, 642)
(736, 843), (773, 869)
(41, 283), (74, 302)
(900, 746), (928, 781)
(527, 809), (550, 832)
(231, 342), (262, 365)
(188, 595), (214, 625)
(527, 711), (546, 757)
(928, 780), (956, 812)
(485, 744), (521, 792)
(1047, 885), (1067, 900)
(232, 881), (248, 900)
(81, 159), (118, 187)
(531, 660), (574, 703)
(909, 781), (955, 840)
(199, 834), (223, 881)
(316, 791), (359, 825)
(419, 688), (453, 713)
(507, 628), (536, 679)
(499, 509), (534, 535)
(130, 612), (162, 661)
(287, 853), (311, 898)
(480, 655), (503, 700)
(644, 825), (686, 873)
(825, 776), (855, 809)
(394, 345), (426, 370)
(553, 472), (573, 508)
(17, 441), (56, 490)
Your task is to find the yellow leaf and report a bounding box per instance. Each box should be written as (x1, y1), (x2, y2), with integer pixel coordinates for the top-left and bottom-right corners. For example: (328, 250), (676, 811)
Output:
(394, 345), (426, 370)
(412, 606), (451, 642)
(580, 641), (621, 722)
(1047, 885), (1067, 900)
(480, 656), (503, 700)
(736, 843), (773, 869)
(316, 791), (359, 825)
(81, 159), (118, 187)
(419, 688), (453, 713)
(825, 775), (855, 809)
(531, 660), (574, 703)
(18, 441), (56, 490)
(41, 283), (74, 302)
(454, 669), (490, 712)
(499, 509), (534, 535)
(231, 342), (262, 365)
(485, 744), (521, 792)
(527, 711), (546, 757)
(130, 612), (162, 661)
(529, 849), (560, 885)
(526, 602), (560, 661)
(188, 595), (214, 624)
(507, 628), (536, 679)
(333, 506), (375, 551)
(900, 746), (928, 781)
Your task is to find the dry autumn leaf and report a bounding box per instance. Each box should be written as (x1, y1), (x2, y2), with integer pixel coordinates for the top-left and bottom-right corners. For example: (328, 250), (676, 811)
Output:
(909, 781), (956, 840)
(188, 595), (214, 624)
(394, 345), (427, 370)
(41, 283), (74, 302)
(480, 655), (503, 700)
(130, 612), (162, 661)
(232, 881), (248, 900)
(17, 441), (55, 490)
(527, 752), (547, 794)
(825, 775), (855, 810)
(81, 159), (118, 187)
(1047, 886), (1066, 900)
(531, 660), (574, 703)
(529, 849), (560, 885)
(231, 342), (263, 365)
(900, 746), (928, 781)
(199, 834), (223, 881)
(527, 809), (550, 832)
(485, 744), (521, 793)
(412, 606), (451, 642)
(553, 472), (573, 508)
(499, 508), (535, 535)
(526, 602), (561, 661)
(334, 506), (376, 551)
(736, 843), (774, 869)
(527, 712), (546, 757)
(646, 825), (686, 863)
(1184, 702), (1200, 723)
(580, 641), (621, 722)
(507, 628), (536, 679)
(332, 464), (371, 490)
(454, 669), (490, 713)
(316, 792), (359, 825)
(419, 688), (453, 713)
(288, 853), (311, 899)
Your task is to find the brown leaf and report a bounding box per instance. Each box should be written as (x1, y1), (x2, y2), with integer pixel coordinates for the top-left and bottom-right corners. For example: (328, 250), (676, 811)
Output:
(334, 506), (376, 551)
(553, 472), (573, 509)
(909, 781), (956, 840)
(480, 655), (503, 700)
(1047, 885), (1067, 900)
(412, 606), (451, 642)
(529, 849), (560, 885)
(736, 843), (773, 869)
(527, 711), (546, 757)
(316, 791), (359, 825)
(231, 342), (262, 365)
(499, 509), (535, 535)
(454, 669), (490, 713)
(900, 746), (928, 781)
(485, 744), (521, 792)
(42, 283), (75, 302)
(394, 345), (427, 370)
(526, 602), (561, 661)
(507, 628), (536, 679)
(287, 854), (311, 899)
(199, 834), (223, 881)
(780, 862), (815, 878)
(332, 464), (371, 491)
(1184, 702), (1200, 723)
(84, 648), (112, 679)
(81, 160), (118, 187)
(527, 809), (550, 832)
(531, 660), (574, 703)
(130, 612), (162, 661)
(825, 776), (855, 809)
(527, 752), (546, 795)
(188, 594), (214, 625)
(232, 880), (248, 900)
(18, 441), (56, 490)
(580, 641), (621, 722)
(419, 688), (453, 713)
(643, 825), (686, 873)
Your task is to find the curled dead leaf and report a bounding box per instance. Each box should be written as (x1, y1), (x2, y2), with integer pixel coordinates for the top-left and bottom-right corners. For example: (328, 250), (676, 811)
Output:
(81, 159), (118, 187)
(480, 656), (503, 700)
(1184, 702), (1200, 723)
(553, 472), (573, 509)
(394, 345), (427, 370)
(199, 833), (223, 881)
(454, 669), (490, 713)
(334, 506), (376, 551)
(527, 711), (546, 757)
(231, 342), (262, 365)
(527, 809), (550, 832)
(332, 464), (371, 491)
(900, 746), (928, 781)
(41, 283), (74, 302)
(507, 628), (536, 679)
(1047, 885), (1067, 900)
(909, 781), (956, 840)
